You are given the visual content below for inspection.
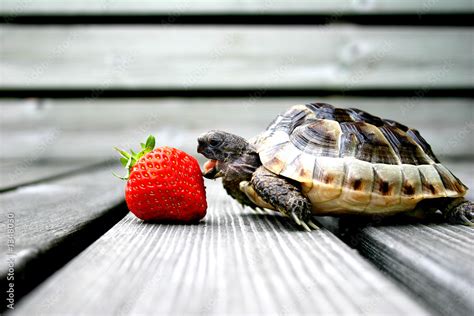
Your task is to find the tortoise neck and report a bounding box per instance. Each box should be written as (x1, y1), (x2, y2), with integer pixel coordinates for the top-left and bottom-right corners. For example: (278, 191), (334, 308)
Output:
(228, 149), (261, 176)
(221, 150), (261, 207)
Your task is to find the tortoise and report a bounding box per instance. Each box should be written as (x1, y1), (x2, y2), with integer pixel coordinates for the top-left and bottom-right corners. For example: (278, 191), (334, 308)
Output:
(197, 102), (473, 230)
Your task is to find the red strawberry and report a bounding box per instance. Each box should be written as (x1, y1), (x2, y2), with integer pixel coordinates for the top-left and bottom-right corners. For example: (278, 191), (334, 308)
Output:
(115, 135), (207, 222)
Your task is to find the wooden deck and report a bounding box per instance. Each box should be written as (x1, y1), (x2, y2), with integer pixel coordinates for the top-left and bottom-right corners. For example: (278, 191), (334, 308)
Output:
(1, 1), (473, 315)
(1, 99), (473, 315)
(8, 181), (431, 315)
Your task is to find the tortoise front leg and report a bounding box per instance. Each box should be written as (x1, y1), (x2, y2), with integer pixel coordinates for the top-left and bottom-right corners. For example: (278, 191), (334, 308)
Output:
(249, 166), (318, 231)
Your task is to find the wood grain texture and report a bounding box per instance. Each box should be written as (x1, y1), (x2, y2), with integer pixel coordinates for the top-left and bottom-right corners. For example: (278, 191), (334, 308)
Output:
(0, 164), (125, 284)
(0, 26), (472, 89)
(1, 97), (472, 160)
(350, 224), (474, 316)
(12, 181), (428, 315)
(0, 159), (105, 192)
(1, 0), (472, 14)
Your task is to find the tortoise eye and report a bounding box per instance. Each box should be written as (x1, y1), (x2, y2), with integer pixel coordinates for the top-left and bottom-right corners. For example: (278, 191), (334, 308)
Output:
(209, 139), (221, 147)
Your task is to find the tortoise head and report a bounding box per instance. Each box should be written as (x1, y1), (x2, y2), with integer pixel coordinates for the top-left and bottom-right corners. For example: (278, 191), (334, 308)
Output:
(197, 130), (249, 179)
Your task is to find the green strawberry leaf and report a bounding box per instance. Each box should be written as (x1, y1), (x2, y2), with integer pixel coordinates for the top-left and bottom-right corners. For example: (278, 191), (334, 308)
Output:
(114, 135), (157, 180)
(145, 135), (155, 152)
(125, 156), (133, 169)
(114, 147), (131, 159)
(120, 157), (128, 167)
(112, 171), (128, 180)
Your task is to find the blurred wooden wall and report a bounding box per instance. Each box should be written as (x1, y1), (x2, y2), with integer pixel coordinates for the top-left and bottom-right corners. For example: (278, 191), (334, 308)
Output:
(0, 0), (472, 168)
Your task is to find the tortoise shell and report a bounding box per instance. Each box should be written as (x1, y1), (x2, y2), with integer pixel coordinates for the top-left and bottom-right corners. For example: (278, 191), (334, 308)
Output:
(254, 103), (468, 215)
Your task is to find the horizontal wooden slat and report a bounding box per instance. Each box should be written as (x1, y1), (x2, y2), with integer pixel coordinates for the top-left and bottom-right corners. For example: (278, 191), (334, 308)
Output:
(0, 159), (105, 192)
(343, 224), (474, 316)
(1, 0), (472, 15)
(1, 97), (472, 160)
(12, 181), (428, 315)
(0, 26), (472, 90)
(0, 164), (126, 299)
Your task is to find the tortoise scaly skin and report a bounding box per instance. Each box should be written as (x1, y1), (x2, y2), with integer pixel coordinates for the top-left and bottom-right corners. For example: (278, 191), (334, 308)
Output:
(197, 103), (473, 230)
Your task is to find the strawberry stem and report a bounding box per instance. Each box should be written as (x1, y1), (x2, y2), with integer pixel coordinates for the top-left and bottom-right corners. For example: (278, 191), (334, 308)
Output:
(114, 135), (156, 180)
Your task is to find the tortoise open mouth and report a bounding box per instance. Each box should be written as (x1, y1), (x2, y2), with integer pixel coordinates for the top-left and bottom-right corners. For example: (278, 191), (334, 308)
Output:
(202, 159), (219, 179)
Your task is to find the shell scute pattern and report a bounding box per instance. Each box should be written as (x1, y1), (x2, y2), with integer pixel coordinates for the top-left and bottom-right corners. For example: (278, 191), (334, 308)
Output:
(406, 129), (440, 163)
(339, 159), (374, 211)
(378, 124), (430, 165)
(290, 120), (341, 157)
(417, 165), (446, 198)
(304, 156), (344, 203)
(400, 165), (423, 198)
(433, 164), (466, 197)
(368, 164), (403, 211)
(346, 107), (385, 126)
(257, 103), (467, 214)
(339, 121), (400, 165)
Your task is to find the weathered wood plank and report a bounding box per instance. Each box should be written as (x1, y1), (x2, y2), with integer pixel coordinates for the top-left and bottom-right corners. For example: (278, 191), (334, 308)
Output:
(1, 98), (472, 160)
(1, 0), (472, 15)
(339, 224), (474, 316)
(0, 159), (105, 192)
(0, 26), (472, 89)
(0, 164), (126, 302)
(12, 181), (428, 315)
